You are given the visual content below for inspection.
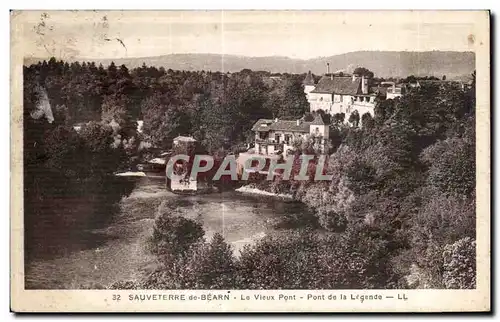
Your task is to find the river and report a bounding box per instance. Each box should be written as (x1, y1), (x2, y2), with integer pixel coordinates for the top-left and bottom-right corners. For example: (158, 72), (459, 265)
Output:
(25, 177), (314, 289)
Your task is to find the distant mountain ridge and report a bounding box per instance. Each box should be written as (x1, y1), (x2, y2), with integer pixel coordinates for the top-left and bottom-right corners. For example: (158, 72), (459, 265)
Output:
(24, 51), (475, 78)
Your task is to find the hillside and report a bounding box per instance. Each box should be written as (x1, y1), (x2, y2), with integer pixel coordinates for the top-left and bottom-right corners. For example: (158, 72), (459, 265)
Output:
(24, 51), (475, 78)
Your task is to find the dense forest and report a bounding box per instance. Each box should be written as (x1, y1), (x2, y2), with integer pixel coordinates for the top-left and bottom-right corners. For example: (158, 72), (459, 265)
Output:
(24, 57), (476, 289)
(24, 58), (308, 151)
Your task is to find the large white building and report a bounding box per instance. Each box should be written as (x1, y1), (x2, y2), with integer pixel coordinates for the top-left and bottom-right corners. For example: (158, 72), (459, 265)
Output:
(303, 70), (378, 122)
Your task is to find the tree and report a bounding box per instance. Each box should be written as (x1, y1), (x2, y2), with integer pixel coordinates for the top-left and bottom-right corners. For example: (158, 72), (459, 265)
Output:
(405, 75), (417, 83)
(182, 233), (237, 289)
(264, 76), (307, 120)
(78, 121), (126, 177)
(43, 125), (82, 177)
(408, 193), (475, 288)
(442, 237), (476, 289)
(353, 67), (374, 78)
(237, 230), (399, 289)
(107, 61), (117, 77)
(467, 70), (476, 115)
(282, 77), (308, 117)
(420, 135), (475, 197)
(149, 214), (204, 257)
(348, 110), (360, 127)
(374, 98), (395, 124)
(101, 94), (137, 139)
(361, 112), (374, 130)
(141, 93), (191, 148)
(315, 109), (331, 124)
(332, 112), (346, 125)
(263, 92), (282, 119)
(237, 231), (323, 289)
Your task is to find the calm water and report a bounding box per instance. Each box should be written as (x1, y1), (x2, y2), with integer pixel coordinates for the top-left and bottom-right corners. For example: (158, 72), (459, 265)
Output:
(25, 177), (312, 289)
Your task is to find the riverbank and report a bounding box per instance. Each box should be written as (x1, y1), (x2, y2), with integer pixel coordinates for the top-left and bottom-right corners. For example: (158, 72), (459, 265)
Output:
(235, 185), (293, 200)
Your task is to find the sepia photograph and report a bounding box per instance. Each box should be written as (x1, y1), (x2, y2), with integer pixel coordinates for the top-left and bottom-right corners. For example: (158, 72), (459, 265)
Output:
(10, 10), (490, 312)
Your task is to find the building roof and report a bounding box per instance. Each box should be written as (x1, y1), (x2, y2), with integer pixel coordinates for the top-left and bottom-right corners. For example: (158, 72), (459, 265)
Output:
(415, 79), (469, 88)
(271, 120), (311, 132)
(311, 113), (325, 125)
(370, 86), (388, 96)
(251, 119), (274, 132)
(302, 71), (315, 86)
(252, 119), (309, 132)
(417, 79), (465, 84)
(148, 158), (166, 165)
(450, 74), (474, 84)
(310, 76), (361, 95)
(252, 114), (327, 133)
(173, 135), (197, 142)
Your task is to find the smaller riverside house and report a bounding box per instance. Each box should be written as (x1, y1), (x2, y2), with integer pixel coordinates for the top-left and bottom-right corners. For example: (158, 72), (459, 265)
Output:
(251, 114), (329, 156)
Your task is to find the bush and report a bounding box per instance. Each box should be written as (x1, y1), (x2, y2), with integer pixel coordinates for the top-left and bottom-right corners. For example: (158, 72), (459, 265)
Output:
(237, 229), (399, 289)
(143, 214), (401, 289)
(149, 213), (204, 257)
(270, 176), (291, 195)
(405, 193), (475, 288)
(333, 225), (401, 289)
(141, 253), (188, 289)
(181, 233), (237, 289)
(421, 136), (475, 197)
(316, 207), (347, 232)
(108, 280), (141, 290)
(348, 110), (360, 127)
(143, 233), (237, 290)
(237, 231), (322, 289)
(443, 237), (476, 289)
(299, 177), (354, 232)
(411, 194), (475, 252)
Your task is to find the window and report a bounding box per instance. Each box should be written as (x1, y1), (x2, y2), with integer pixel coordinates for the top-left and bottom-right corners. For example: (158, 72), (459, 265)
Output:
(275, 134), (280, 143)
(284, 134), (291, 144)
(340, 95), (343, 102)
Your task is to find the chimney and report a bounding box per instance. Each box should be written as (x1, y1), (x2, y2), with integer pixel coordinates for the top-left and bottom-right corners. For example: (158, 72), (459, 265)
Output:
(274, 118), (278, 123)
(352, 73), (357, 82)
(361, 75), (368, 94)
(296, 119), (301, 126)
(326, 63), (330, 75)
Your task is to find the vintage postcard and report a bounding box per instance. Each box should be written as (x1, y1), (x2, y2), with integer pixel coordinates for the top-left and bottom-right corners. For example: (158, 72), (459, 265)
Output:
(10, 10), (490, 312)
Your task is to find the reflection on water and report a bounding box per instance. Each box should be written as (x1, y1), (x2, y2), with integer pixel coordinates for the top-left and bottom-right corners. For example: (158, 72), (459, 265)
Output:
(25, 177), (314, 289)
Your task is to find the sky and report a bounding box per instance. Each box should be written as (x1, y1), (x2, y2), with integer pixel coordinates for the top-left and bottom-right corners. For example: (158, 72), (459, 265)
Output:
(15, 10), (481, 60)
